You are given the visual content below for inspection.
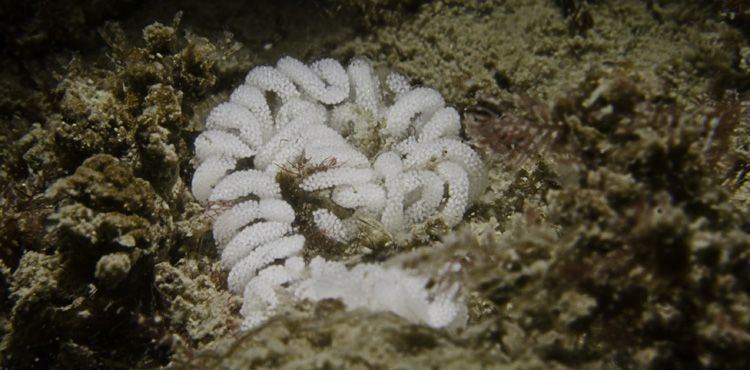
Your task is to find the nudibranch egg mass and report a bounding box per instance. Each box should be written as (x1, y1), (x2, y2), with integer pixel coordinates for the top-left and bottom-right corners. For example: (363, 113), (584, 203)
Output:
(191, 56), (485, 330)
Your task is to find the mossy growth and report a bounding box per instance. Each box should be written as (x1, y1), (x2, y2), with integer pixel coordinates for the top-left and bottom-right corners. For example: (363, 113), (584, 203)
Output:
(45, 154), (171, 266)
(326, 0), (427, 29)
(0, 19), (250, 366)
(16, 15), (243, 200)
(152, 257), (242, 350)
(335, 0), (745, 110)
(457, 66), (750, 369)
(1, 154), (176, 369)
(171, 302), (500, 370)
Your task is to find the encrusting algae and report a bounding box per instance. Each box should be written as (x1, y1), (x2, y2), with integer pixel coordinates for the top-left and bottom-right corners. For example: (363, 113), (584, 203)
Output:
(1, 0), (749, 369)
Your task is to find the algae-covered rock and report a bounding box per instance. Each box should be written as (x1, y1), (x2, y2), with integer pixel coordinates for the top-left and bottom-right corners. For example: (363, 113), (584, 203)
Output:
(458, 66), (750, 369)
(16, 16), (241, 200)
(336, 0), (744, 107)
(2, 252), (65, 366)
(1, 154), (175, 369)
(2, 248), (173, 369)
(95, 252), (133, 289)
(46, 154), (171, 261)
(178, 304), (503, 370)
(0, 13), (247, 367)
(153, 258), (241, 348)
